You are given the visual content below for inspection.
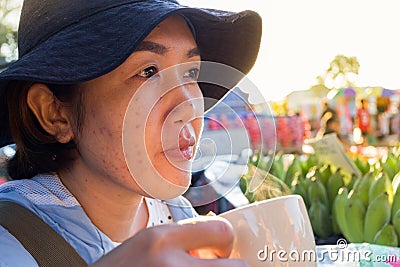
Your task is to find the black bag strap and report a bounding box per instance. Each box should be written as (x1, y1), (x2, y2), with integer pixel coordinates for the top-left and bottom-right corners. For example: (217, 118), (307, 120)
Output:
(0, 200), (87, 267)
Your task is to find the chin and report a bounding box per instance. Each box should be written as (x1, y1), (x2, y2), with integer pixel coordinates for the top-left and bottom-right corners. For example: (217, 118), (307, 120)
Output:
(156, 158), (193, 185)
(163, 168), (192, 188)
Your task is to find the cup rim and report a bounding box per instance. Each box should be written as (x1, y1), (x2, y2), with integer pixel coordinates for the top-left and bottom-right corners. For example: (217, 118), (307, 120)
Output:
(218, 194), (303, 217)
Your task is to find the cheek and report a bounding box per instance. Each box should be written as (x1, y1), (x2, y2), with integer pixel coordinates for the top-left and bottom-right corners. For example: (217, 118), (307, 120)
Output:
(121, 92), (204, 197)
(78, 101), (129, 171)
(144, 108), (163, 155)
(84, 103), (124, 140)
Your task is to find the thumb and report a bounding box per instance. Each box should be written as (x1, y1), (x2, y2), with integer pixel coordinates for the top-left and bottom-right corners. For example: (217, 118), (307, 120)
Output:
(176, 216), (235, 258)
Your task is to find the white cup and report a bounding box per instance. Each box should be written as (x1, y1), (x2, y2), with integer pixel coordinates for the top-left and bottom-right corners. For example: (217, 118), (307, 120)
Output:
(218, 195), (317, 266)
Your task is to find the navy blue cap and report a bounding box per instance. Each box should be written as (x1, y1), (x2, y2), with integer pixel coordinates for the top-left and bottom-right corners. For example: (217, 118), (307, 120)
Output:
(0, 0), (262, 146)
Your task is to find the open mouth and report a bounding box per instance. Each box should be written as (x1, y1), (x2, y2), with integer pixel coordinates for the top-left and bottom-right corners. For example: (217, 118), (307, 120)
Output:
(164, 130), (196, 161)
(179, 144), (194, 160)
(179, 131), (196, 160)
(164, 146), (194, 161)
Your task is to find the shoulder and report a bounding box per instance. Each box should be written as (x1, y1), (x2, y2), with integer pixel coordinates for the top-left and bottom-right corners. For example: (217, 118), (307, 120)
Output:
(0, 225), (38, 266)
(0, 176), (106, 265)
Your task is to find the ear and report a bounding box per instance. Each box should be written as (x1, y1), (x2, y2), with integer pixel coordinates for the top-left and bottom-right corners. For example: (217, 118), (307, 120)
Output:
(27, 83), (75, 143)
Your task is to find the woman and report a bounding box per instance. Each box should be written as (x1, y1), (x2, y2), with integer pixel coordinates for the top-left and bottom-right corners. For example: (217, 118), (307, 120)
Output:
(0, 0), (261, 266)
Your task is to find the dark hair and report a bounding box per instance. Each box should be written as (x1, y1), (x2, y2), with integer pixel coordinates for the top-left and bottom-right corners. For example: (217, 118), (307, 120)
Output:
(5, 81), (84, 180)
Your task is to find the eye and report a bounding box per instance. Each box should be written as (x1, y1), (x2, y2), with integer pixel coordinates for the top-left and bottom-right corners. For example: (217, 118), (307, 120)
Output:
(137, 66), (158, 78)
(184, 67), (200, 81)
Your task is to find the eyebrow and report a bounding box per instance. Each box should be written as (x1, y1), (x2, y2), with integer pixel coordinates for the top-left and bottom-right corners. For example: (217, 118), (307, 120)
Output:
(135, 41), (200, 58)
(187, 47), (200, 58)
(135, 41), (168, 55)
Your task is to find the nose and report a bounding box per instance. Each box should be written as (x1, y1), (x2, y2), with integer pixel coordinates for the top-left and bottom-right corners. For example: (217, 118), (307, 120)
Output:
(170, 98), (198, 125)
(160, 64), (204, 122)
(164, 78), (203, 125)
(164, 86), (202, 149)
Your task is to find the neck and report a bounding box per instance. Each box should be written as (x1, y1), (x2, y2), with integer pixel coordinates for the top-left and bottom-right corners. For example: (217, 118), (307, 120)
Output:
(57, 164), (149, 242)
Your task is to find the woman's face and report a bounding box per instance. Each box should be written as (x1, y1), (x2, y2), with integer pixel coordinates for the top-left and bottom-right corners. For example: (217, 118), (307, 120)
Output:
(75, 15), (204, 198)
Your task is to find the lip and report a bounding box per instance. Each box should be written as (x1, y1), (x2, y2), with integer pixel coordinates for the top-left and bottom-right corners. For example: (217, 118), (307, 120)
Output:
(164, 135), (196, 161)
(163, 123), (196, 161)
(180, 145), (194, 160)
(164, 145), (194, 161)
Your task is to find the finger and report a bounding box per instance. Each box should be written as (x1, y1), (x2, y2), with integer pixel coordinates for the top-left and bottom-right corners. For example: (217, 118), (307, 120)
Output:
(173, 216), (235, 258)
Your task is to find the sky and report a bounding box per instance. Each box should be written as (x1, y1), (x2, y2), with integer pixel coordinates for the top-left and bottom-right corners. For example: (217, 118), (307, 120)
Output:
(179, 0), (400, 102)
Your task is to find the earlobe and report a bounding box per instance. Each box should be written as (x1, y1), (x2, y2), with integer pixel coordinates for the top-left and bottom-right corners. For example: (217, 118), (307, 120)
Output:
(27, 83), (74, 143)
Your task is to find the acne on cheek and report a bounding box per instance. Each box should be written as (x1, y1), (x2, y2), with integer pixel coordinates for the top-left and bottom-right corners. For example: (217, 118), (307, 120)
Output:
(99, 127), (113, 138)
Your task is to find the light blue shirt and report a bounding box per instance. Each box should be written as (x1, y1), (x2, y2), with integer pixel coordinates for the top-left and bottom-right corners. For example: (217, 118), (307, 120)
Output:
(0, 174), (197, 266)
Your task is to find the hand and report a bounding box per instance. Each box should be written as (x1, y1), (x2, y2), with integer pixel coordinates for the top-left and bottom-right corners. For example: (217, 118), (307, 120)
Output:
(90, 216), (248, 267)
